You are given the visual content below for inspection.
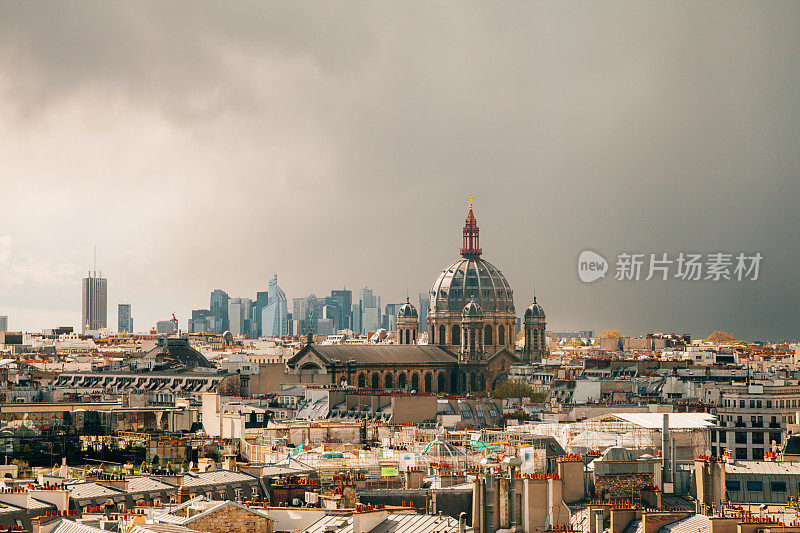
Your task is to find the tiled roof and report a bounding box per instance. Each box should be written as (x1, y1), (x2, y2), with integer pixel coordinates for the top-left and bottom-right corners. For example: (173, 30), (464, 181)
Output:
(180, 470), (257, 487)
(726, 460), (800, 475)
(290, 345), (458, 366)
(155, 500), (272, 525)
(66, 482), (124, 501)
(304, 512), (461, 533)
(127, 477), (177, 493)
(49, 519), (108, 533)
(131, 525), (201, 533)
(28, 497), (58, 510)
(658, 514), (710, 533)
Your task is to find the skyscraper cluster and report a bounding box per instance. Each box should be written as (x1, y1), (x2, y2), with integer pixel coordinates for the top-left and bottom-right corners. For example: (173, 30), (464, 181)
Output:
(187, 276), (421, 339)
(189, 275), (290, 338)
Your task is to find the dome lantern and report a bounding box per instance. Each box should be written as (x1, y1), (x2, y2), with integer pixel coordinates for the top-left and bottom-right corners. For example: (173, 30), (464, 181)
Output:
(460, 196), (482, 259)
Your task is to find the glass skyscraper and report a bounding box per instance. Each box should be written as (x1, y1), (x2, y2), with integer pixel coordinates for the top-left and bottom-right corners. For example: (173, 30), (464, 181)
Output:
(118, 303), (133, 333)
(262, 274), (288, 337)
(210, 289), (229, 334)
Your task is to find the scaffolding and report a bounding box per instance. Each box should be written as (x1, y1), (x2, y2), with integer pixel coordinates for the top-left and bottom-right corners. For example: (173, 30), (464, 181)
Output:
(509, 413), (713, 461)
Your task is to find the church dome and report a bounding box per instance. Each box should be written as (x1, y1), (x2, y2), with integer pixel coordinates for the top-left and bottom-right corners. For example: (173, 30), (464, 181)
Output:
(430, 258), (514, 314)
(398, 298), (418, 318)
(462, 299), (482, 317)
(524, 297), (545, 318)
(429, 201), (515, 315)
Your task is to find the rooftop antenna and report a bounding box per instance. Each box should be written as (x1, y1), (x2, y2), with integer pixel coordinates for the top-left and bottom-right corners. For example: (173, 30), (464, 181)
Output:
(93, 246), (97, 277)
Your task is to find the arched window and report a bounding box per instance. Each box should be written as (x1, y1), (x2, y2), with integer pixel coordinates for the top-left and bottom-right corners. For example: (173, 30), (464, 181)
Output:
(469, 327), (476, 353)
(411, 372), (420, 391)
(424, 372), (433, 393)
(371, 373), (380, 389)
(437, 372), (445, 393)
(498, 324), (505, 345)
(479, 373), (486, 391)
(533, 329), (538, 349)
(430, 326), (435, 344)
(405, 330), (411, 345)
(398, 372), (407, 389)
(357, 373), (366, 388)
(385, 373), (394, 389)
(452, 324), (460, 346)
(439, 325), (446, 345)
(470, 373), (477, 391)
(484, 324), (493, 346)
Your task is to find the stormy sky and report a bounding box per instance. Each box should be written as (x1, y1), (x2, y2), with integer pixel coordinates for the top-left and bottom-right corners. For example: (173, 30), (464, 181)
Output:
(1, 2), (798, 341)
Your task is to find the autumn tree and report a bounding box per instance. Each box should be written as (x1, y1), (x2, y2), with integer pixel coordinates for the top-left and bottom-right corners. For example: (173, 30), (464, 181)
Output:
(600, 329), (621, 338)
(706, 331), (735, 344)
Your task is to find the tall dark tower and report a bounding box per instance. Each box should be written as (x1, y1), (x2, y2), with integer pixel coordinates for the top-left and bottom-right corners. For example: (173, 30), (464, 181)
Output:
(523, 297), (547, 362)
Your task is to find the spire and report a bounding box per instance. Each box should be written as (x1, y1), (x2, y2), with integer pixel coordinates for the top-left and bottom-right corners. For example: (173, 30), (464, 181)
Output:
(460, 196), (482, 258)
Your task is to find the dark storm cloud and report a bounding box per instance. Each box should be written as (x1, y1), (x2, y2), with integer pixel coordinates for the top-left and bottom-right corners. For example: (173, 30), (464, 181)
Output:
(0, 1), (798, 340)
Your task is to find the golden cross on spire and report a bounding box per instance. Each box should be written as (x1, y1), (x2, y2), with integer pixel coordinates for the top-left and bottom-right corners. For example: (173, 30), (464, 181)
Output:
(468, 195), (474, 209)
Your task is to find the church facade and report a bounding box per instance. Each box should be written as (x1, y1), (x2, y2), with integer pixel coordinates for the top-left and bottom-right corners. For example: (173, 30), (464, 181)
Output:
(287, 200), (547, 394)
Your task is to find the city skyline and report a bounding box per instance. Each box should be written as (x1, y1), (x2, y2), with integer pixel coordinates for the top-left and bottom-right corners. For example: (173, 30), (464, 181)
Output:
(1, 3), (799, 340)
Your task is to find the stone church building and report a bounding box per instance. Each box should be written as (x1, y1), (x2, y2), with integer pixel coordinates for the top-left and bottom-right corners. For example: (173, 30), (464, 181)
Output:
(287, 200), (547, 394)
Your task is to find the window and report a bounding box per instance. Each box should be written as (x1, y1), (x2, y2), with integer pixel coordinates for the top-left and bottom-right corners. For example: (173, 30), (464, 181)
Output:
(719, 431), (726, 443)
(750, 400), (755, 408)
(770, 432), (782, 445)
(746, 480), (763, 492)
(735, 432), (747, 444)
(726, 480), (741, 491)
(739, 400), (745, 408)
(736, 448), (747, 459)
(752, 448), (764, 460)
(767, 400), (772, 408)
(711, 430), (716, 442)
(757, 400), (762, 408)
(771, 481), (787, 492)
(256, 413), (264, 423)
(752, 432), (764, 444)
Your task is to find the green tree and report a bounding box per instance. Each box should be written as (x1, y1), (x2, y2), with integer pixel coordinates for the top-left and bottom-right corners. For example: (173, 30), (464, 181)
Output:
(492, 379), (537, 400)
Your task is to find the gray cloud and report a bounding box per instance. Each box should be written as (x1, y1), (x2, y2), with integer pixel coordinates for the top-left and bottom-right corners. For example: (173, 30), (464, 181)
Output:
(1, 1), (798, 340)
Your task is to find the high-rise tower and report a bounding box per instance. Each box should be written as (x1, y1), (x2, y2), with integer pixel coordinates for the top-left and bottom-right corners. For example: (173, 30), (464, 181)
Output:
(82, 271), (108, 333)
